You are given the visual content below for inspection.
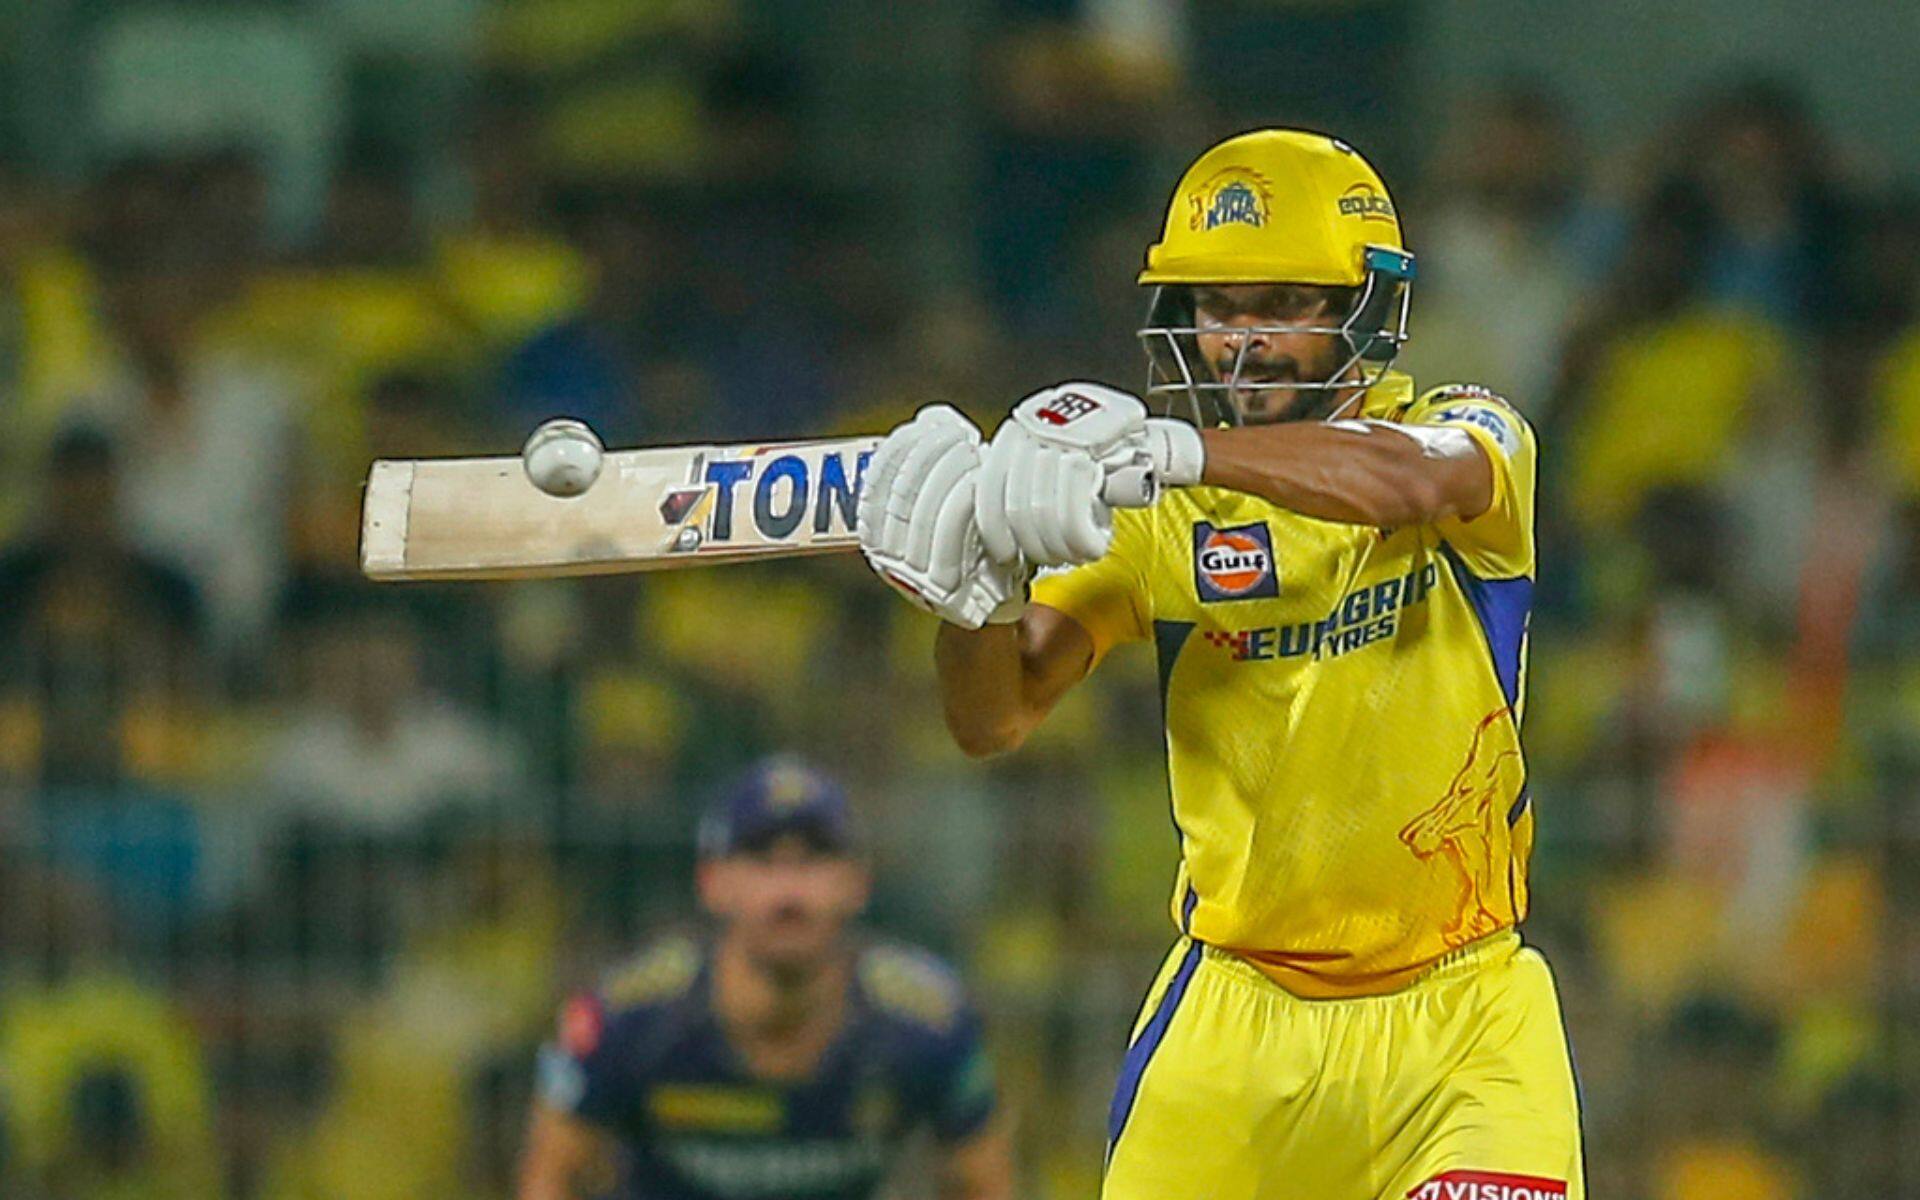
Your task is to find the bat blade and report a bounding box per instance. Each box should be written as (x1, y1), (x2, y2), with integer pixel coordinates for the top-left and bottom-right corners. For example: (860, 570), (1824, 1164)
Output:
(361, 437), (877, 581)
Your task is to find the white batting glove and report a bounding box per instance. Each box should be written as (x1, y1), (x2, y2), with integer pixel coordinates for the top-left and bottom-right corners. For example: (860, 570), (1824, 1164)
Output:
(856, 405), (1030, 629)
(976, 383), (1205, 567)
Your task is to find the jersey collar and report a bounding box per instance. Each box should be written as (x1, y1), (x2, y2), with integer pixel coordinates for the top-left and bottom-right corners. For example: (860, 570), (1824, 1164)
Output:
(1355, 368), (1415, 420)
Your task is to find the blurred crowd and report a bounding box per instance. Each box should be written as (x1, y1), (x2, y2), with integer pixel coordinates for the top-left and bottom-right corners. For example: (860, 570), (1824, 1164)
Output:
(0, 3), (1917, 1199)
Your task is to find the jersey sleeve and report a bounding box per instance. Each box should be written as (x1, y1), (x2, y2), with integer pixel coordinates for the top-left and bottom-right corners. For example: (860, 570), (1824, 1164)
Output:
(909, 1002), (998, 1142)
(1409, 386), (1537, 578)
(535, 992), (634, 1130)
(861, 942), (998, 1142)
(1028, 505), (1156, 665)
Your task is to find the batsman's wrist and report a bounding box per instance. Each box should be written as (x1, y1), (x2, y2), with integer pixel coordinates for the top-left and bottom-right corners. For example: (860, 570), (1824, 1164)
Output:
(1146, 418), (1206, 487)
(983, 570), (1030, 626)
(984, 594), (1027, 626)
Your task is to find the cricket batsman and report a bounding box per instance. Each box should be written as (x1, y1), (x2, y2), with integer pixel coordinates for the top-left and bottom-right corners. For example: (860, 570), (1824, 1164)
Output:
(857, 129), (1583, 1199)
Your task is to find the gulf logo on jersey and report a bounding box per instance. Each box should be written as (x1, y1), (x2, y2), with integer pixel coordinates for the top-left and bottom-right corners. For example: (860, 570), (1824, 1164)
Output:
(1192, 521), (1279, 601)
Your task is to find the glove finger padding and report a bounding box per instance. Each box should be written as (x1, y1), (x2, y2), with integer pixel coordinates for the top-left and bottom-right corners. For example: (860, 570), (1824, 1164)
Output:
(879, 414), (975, 557)
(857, 434), (907, 550)
(906, 439), (978, 577)
(974, 431), (1020, 565)
(926, 473), (979, 593)
(861, 471), (1030, 630)
(979, 425), (1113, 568)
(1011, 442), (1080, 565)
(1023, 443), (1073, 565)
(857, 405), (966, 541)
(1058, 453), (1113, 563)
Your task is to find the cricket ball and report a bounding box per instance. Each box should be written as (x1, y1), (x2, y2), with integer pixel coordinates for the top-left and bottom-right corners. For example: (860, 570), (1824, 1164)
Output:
(522, 418), (605, 497)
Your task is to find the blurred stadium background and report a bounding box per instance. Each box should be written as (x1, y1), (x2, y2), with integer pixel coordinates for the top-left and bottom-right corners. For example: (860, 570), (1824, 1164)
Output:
(0, 0), (1917, 1196)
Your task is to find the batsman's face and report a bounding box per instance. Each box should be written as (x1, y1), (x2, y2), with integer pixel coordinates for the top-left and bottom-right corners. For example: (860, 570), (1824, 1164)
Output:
(700, 835), (868, 974)
(1192, 285), (1354, 424)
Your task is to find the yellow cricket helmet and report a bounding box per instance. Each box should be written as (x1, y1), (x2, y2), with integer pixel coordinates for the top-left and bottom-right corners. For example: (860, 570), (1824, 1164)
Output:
(1137, 129), (1416, 423)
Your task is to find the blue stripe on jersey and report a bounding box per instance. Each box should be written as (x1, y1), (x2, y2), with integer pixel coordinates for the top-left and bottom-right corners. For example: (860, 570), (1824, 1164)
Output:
(1153, 619), (1197, 851)
(1106, 941), (1204, 1156)
(1180, 884), (1198, 933)
(1152, 620), (1195, 712)
(1440, 547), (1532, 710)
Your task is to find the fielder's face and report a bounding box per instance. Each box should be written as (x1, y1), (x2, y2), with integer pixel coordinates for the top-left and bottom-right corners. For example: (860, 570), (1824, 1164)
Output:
(1192, 285), (1355, 424)
(700, 834), (869, 980)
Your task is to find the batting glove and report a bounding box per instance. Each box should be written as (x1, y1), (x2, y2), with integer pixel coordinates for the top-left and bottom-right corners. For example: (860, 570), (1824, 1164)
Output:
(857, 405), (1030, 629)
(976, 383), (1205, 567)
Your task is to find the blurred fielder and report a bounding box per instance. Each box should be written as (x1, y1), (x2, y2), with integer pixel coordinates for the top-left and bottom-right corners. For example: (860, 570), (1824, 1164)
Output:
(520, 759), (1010, 1200)
(859, 130), (1582, 1199)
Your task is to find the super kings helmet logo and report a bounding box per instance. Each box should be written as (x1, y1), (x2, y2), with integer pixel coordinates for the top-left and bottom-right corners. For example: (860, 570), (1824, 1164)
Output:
(1399, 707), (1524, 943)
(1337, 182), (1397, 223)
(1036, 391), (1102, 426)
(1191, 521), (1279, 601)
(1187, 169), (1272, 231)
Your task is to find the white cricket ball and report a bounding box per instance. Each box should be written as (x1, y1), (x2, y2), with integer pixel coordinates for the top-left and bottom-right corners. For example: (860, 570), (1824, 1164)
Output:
(522, 418), (605, 497)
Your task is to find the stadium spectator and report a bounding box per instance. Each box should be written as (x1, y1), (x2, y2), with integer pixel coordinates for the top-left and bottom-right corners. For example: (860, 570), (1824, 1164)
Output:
(435, 97), (592, 352)
(310, 145), (424, 270)
(73, 257), (300, 655)
(1553, 179), (1791, 539)
(1645, 995), (1798, 1200)
(495, 191), (670, 446)
(0, 163), (116, 541)
(0, 972), (221, 1197)
(264, 600), (523, 836)
(1400, 78), (1586, 412)
(976, 19), (1171, 336)
(0, 425), (202, 789)
(1673, 76), (1848, 328)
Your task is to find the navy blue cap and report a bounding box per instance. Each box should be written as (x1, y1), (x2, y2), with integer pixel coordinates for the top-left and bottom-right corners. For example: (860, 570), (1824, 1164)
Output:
(698, 758), (855, 857)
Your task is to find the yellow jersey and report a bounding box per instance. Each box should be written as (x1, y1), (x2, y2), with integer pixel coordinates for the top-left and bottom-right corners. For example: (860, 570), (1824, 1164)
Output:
(1032, 371), (1538, 997)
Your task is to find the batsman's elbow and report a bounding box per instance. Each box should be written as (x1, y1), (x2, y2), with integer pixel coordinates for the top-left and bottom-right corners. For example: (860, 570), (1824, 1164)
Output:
(946, 717), (1028, 759)
(1371, 478), (1454, 529)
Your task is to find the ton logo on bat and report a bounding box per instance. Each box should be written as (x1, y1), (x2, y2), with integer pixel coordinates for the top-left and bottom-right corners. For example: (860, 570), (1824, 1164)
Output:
(674, 448), (873, 545)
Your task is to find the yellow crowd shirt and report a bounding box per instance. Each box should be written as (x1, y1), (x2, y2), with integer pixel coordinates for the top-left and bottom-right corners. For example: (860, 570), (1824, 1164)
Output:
(1032, 372), (1538, 997)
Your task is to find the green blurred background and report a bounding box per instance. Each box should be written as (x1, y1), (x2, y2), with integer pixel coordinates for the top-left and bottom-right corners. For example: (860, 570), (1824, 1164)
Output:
(0, 1), (1916, 1196)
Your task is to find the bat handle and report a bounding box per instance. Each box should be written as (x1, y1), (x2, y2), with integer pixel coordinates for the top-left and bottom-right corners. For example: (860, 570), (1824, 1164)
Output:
(1101, 462), (1159, 509)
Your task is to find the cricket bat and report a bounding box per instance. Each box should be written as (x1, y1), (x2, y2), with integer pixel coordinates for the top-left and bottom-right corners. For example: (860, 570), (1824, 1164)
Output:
(360, 436), (1155, 582)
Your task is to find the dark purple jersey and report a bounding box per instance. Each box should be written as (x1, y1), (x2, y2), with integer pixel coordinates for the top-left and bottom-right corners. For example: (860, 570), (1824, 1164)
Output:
(537, 935), (995, 1200)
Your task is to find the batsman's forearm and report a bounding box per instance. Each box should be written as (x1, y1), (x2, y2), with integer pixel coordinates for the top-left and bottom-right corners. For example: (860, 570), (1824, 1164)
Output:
(1198, 423), (1457, 527)
(935, 602), (1096, 757)
(935, 623), (1034, 758)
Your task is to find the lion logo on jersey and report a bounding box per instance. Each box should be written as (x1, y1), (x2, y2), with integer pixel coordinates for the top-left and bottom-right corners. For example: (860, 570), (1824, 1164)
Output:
(1399, 707), (1523, 943)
